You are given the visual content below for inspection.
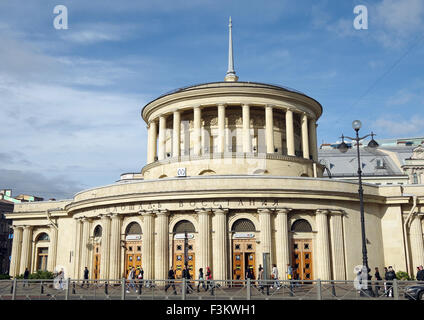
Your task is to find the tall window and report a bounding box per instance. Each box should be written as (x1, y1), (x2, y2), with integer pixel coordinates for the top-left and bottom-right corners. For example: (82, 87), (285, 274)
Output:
(36, 233), (50, 271)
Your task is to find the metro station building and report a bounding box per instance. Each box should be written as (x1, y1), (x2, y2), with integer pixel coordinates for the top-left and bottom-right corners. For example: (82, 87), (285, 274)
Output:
(6, 21), (424, 282)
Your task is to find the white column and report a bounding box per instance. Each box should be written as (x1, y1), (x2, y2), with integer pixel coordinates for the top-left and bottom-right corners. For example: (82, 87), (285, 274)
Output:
(109, 214), (122, 279)
(258, 208), (273, 260)
(147, 120), (157, 163)
(212, 209), (228, 280)
(141, 211), (155, 280)
(158, 116), (166, 160)
(79, 218), (91, 275)
(19, 226), (33, 275)
(73, 218), (83, 278)
(9, 226), (23, 277)
(242, 104), (252, 153)
(285, 109), (295, 156)
(309, 118), (318, 161)
(329, 211), (346, 280)
(265, 106), (274, 153)
(410, 214), (424, 269)
(275, 208), (291, 277)
(154, 210), (169, 280)
(47, 226), (58, 272)
(197, 209), (212, 271)
(193, 107), (201, 156)
(100, 214), (111, 280)
(218, 104), (226, 153)
(172, 111), (181, 157)
(301, 113), (310, 159)
(315, 209), (331, 280)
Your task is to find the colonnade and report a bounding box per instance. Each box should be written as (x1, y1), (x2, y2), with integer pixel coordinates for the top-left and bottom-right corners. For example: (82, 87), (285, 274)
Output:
(11, 209), (422, 280)
(9, 224), (58, 277)
(146, 104), (318, 164)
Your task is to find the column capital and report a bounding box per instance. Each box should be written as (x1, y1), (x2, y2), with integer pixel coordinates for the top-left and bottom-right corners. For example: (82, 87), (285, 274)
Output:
(316, 209), (330, 215)
(242, 103), (250, 107)
(195, 208), (213, 215)
(212, 208), (228, 215)
(217, 103), (227, 107)
(154, 209), (169, 216)
(99, 213), (112, 220)
(110, 213), (122, 220)
(139, 210), (155, 217)
(328, 209), (345, 216)
(257, 208), (272, 215)
(12, 225), (23, 230)
(276, 208), (292, 214)
(265, 104), (274, 109)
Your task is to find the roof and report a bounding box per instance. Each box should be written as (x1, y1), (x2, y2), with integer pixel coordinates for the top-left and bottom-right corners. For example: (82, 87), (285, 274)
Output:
(318, 146), (414, 177)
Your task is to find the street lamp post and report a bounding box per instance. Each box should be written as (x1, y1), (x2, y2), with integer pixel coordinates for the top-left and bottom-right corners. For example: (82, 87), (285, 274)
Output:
(338, 120), (379, 296)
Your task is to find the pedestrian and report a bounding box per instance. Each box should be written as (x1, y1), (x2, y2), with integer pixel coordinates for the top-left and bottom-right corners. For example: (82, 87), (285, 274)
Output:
(257, 265), (264, 293)
(416, 265), (424, 281)
(205, 266), (212, 291)
(164, 266), (177, 295)
(206, 267), (214, 296)
(197, 268), (206, 292)
(182, 266), (194, 293)
(287, 264), (294, 293)
(374, 267), (382, 296)
(137, 266), (144, 289)
(383, 267), (388, 296)
(271, 264), (280, 290)
(385, 266), (396, 297)
(82, 267), (89, 288)
(126, 267), (136, 293)
(23, 268), (29, 287)
(245, 267), (253, 282)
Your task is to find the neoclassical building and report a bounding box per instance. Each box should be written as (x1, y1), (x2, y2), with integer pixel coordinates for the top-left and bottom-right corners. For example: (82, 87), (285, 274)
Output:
(6, 20), (424, 282)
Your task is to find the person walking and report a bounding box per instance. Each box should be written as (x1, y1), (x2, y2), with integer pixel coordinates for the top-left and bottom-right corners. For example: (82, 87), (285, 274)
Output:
(416, 265), (424, 281)
(205, 266), (212, 291)
(287, 264), (294, 294)
(182, 266), (194, 293)
(374, 267), (382, 296)
(136, 266), (144, 292)
(23, 268), (30, 287)
(82, 267), (89, 288)
(385, 266), (396, 297)
(257, 265), (264, 293)
(164, 267), (177, 295)
(205, 267), (214, 296)
(271, 264), (280, 290)
(126, 267), (136, 293)
(197, 268), (206, 292)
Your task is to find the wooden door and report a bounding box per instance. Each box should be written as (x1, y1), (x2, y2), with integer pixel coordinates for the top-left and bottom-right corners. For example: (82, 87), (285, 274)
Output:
(292, 239), (313, 281)
(37, 248), (48, 271)
(173, 239), (195, 279)
(93, 244), (101, 280)
(125, 241), (142, 277)
(232, 239), (256, 280)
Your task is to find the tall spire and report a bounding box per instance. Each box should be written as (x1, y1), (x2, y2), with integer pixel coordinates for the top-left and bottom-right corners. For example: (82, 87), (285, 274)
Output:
(225, 16), (238, 82)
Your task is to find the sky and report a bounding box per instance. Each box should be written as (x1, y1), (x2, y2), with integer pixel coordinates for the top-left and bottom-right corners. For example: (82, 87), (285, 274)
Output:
(0, 0), (423, 200)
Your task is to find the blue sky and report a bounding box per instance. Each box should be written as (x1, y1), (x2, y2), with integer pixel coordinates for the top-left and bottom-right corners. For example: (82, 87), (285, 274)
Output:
(0, 0), (423, 199)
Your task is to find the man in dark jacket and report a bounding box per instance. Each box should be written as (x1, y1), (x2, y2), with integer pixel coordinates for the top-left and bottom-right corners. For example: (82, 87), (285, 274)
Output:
(164, 267), (177, 294)
(385, 266), (396, 297)
(416, 265), (424, 281)
(374, 267), (382, 296)
(23, 268), (30, 287)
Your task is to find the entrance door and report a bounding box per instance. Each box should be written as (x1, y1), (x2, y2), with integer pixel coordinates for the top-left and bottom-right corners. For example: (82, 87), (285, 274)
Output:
(125, 241), (142, 277)
(36, 248), (49, 271)
(292, 239), (313, 281)
(173, 239), (195, 279)
(92, 244), (101, 280)
(232, 239), (256, 280)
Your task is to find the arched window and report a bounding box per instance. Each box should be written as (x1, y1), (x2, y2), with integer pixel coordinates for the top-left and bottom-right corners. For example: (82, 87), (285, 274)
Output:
(93, 225), (102, 237)
(173, 220), (196, 233)
(231, 219), (256, 232)
(35, 233), (49, 271)
(291, 219), (312, 233)
(36, 233), (50, 241)
(125, 222), (142, 235)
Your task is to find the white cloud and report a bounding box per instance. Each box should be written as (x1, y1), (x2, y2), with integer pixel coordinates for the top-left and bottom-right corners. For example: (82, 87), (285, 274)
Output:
(373, 115), (424, 136)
